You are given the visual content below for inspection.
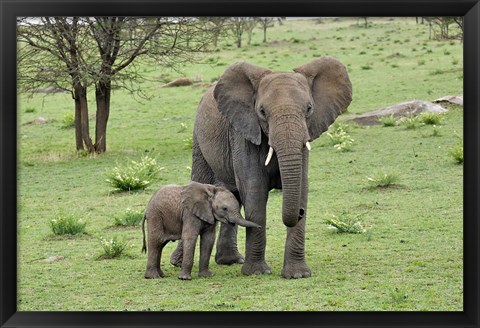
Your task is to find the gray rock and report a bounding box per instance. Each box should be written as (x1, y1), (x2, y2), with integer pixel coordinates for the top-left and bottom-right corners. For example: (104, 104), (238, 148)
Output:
(433, 95), (463, 106)
(161, 77), (193, 88)
(346, 100), (448, 126)
(34, 117), (47, 125)
(41, 256), (65, 263)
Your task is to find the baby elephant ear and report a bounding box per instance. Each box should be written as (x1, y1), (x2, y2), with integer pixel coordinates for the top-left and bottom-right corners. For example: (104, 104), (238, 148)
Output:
(181, 182), (215, 224)
(214, 61), (271, 145)
(294, 56), (353, 140)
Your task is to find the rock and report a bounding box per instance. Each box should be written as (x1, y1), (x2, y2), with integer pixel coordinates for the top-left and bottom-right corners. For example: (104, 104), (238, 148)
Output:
(346, 100), (448, 126)
(34, 117), (47, 125)
(433, 95), (463, 106)
(29, 87), (68, 94)
(41, 256), (65, 263)
(161, 77), (193, 88)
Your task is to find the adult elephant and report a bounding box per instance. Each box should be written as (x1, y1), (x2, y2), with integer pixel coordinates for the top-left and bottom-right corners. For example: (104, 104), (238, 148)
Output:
(171, 56), (352, 278)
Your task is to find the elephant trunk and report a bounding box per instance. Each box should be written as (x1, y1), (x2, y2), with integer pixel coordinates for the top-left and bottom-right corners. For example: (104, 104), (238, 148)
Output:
(270, 117), (306, 228)
(277, 151), (304, 227)
(229, 213), (262, 229)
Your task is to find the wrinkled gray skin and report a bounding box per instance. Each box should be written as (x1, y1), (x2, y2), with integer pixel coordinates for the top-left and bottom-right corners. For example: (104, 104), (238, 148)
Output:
(170, 57), (352, 279)
(142, 182), (261, 280)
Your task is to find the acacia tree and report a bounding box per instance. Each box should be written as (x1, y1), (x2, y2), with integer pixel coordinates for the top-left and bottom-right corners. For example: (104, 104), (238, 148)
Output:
(229, 17), (246, 48)
(18, 17), (213, 153)
(257, 17), (275, 43)
(18, 17), (95, 151)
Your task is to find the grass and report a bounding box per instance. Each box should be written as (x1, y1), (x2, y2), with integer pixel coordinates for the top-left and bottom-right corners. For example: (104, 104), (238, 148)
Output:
(114, 208), (144, 227)
(17, 17), (463, 311)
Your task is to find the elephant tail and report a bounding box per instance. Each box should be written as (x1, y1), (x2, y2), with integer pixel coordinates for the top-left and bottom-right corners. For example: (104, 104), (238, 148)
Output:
(141, 213), (147, 254)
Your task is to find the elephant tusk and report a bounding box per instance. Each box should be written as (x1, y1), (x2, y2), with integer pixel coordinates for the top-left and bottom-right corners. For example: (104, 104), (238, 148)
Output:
(305, 141), (311, 151)
(265, 146), (274, 166)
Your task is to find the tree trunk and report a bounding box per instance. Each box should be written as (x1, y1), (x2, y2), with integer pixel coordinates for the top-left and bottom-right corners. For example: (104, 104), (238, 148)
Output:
(263, 25), (267, 43)
(94, 80), (111, 153)
(74, 84), (94, 152)
(74, 93), (84, 151)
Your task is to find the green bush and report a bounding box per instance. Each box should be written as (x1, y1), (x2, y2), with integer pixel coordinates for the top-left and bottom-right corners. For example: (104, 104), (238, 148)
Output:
(401, 116), (422, 129)
(99, 236), (128, 259)
(114, 208), (144, 227)
(105, 155), (164, 191)
(49, 214), (86, 236)
(366, 171), (399, 188)
(379, 115), (397, 127)
(325, 211), (366, 234)
(449, 142), (463, 164)
(183, 136), (193, 150)
(419, 112), (443, 125)
(62, 112), (75, 129)
(326, 123), (354, 152)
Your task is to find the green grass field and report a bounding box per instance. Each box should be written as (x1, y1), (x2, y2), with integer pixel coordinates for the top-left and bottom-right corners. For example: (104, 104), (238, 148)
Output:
(17, 17), (463, 311)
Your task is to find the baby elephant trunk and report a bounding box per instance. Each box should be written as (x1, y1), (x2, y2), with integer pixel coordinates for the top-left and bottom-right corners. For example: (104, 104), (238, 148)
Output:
(229, 213), (261, 229)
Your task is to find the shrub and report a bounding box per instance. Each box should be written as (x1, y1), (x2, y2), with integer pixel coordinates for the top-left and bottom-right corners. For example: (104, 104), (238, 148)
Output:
(114, 208), (144, 227)
(419, 112), (443, 125)
(49, 214), (86, 236)
(366, 171), (399, 188)
(449, 142), (463, 164)
(325, 211), (366, 234)
(326, 123), (354, 152)
(99, 236), (128, 259)
(62, 113), (75, 129)
(105, 155), (164, 191)
(25, 106), (36, 113)
(379, 115), (397, 127)
(183, 136), (193, 150)
(401, 116), (422, 129)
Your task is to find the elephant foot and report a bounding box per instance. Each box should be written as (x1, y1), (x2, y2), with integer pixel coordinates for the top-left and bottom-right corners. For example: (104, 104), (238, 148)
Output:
(178, 272), (192, 280)
(215, 249), (245, 265)
(198, 269), (214, 278)
(170, 249), (182, 267)
(241, 261), (272, 275)
(144, 269), (165, 279)
(281, 262), (311, 279)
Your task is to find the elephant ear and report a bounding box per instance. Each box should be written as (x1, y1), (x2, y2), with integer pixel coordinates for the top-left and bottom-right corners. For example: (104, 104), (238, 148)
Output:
(181, 182), (216, 224)
(294, 56), (353, 141)
(214, 61), (271, 145)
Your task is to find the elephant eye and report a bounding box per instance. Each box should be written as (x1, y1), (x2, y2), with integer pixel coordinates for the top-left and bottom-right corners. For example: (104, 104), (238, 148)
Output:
(306, 103), (313, 116)
(222, 206), (228, 211)
(258, 106), (267, 120)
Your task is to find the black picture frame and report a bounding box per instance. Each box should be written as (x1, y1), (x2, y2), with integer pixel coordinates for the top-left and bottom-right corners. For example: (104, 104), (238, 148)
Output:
(1, 0), (478, 327)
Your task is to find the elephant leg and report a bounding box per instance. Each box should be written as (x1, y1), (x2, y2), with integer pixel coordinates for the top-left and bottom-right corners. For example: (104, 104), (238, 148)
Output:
(170, 240), (183, 267)
(282, 150), (311, 279)
(178, 235), (198, 280)
(215, 223), (244, 265)
(282, 217), (311, 278)
(198, 225), (216, 277)
(241, 191), (271, 275)
(145, 238), (166, 279)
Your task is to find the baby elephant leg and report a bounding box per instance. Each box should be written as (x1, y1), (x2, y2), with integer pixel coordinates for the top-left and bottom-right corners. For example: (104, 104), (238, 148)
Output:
(145, 240), (168, 279)
(198, 226), (216, 277)
(178, 235), (198, 280)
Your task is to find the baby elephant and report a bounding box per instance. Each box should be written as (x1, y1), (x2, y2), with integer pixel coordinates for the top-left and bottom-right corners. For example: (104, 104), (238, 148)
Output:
(141, 181), (261, 280)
